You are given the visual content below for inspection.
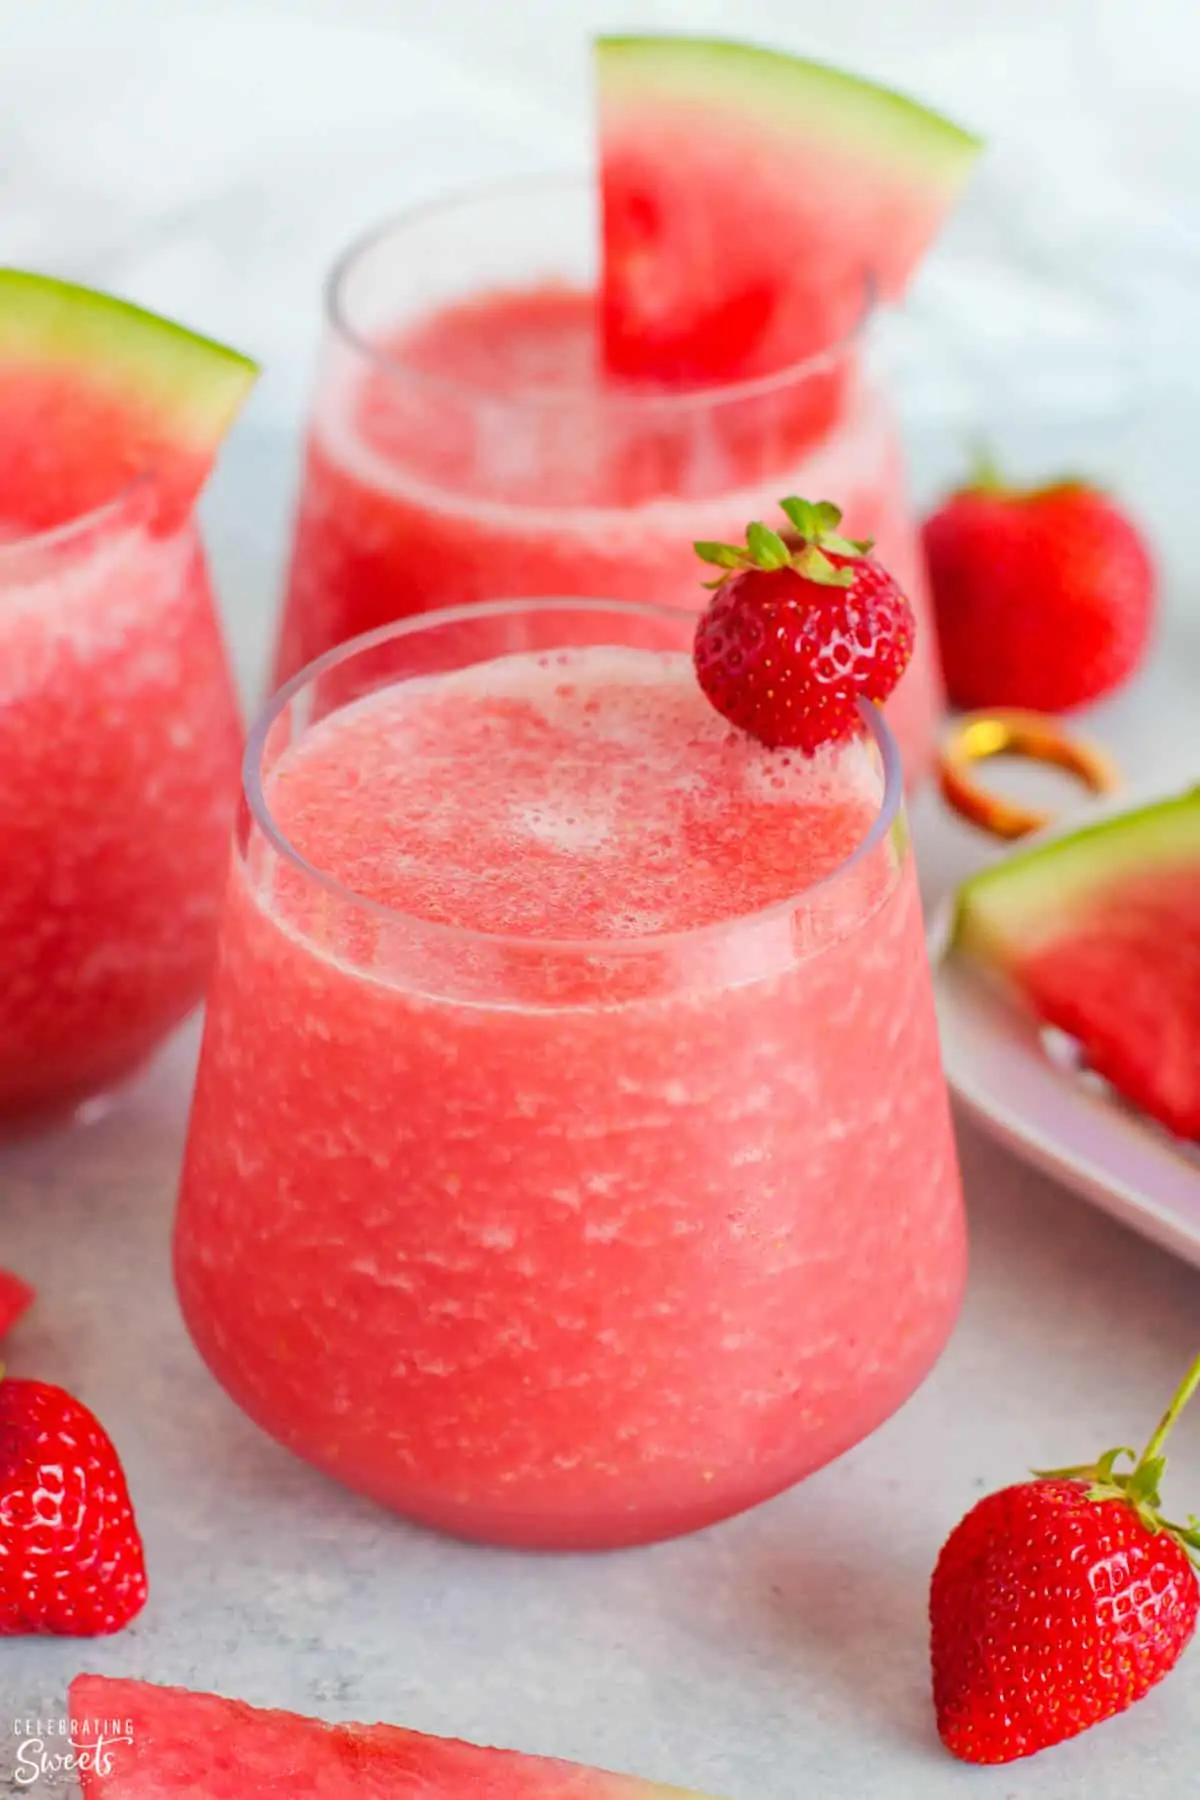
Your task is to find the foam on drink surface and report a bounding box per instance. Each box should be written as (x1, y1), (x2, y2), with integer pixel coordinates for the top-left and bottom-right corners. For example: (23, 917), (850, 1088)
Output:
(265, 647), (879, 941)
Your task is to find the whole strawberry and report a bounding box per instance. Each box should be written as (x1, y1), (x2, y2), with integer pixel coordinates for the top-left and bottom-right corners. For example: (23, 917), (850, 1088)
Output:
(0, 1268), (34, 1337)
(923, 460), (1155, 712)
(693, 497), (915, 752)
(931, 1355), (1200, 1764)
(0, 1375), (148, 1635)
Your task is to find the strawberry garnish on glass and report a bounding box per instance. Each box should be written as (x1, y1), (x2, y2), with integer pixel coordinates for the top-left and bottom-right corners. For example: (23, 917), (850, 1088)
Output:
(931, 1352), (1200, 1763)
(693, 496), (915, 752)
(0, 1374), (148, 1636)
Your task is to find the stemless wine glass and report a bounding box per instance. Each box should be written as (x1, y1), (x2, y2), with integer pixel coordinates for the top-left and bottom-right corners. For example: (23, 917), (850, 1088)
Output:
(275, 176), (942, 785)
(0, 474), (243, 1117)
(176, 598), (965, 1550)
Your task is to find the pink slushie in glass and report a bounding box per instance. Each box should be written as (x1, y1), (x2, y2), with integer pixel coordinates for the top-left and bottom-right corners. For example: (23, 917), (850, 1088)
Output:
(0, 496), (242, 1114)
(0, 272), (253, 1117)
(274, 179), (943, 783)
(176, 598), (964, 1549)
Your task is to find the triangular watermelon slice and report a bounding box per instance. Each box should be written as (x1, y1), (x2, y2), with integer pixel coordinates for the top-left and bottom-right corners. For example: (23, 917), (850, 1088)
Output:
(0, 1268), (34, 1338)
(598, 36), (981, 384)
(69, 1676), (722, 1798)
(953, 787), (1200, 1142)
(0, 269), (257, 534)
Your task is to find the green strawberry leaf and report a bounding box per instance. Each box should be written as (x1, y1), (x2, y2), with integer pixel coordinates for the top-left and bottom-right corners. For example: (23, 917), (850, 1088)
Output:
(696, 498), (870, 591)
(694, 541), (746, 570)
(1126, 1454), (1168, 1510)
(780, 496), (820, 539)
(823, 532), (876, 557)
(811, 500), (845, 534)
(797, 546), (854, 589)
(746, 522), (790, 570)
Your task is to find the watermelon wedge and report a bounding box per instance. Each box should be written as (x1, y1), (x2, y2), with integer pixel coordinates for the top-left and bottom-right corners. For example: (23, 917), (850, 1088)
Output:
(0, 269), (257, 534)
(953, 788), (1200, 1142)
(69, 1676), (719, 1798)
(0, 1268), (34, 1337)
(598, 36), (980, 385)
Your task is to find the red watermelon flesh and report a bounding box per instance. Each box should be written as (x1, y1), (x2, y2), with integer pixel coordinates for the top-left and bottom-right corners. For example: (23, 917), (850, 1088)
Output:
(0, 270), (256, 535)
(954, 788), (1200, 1142)
(598, 37), (980, 385)
(69, 1676), (721, 1799)
(0, 1268), (34, 1337)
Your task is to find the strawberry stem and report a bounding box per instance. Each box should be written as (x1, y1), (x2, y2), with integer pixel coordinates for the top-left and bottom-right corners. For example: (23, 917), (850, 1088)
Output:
(967, 441), (1006, 493)
(1034, 1351), (1200, 1562)
(1139, 1351), (1200, 1472)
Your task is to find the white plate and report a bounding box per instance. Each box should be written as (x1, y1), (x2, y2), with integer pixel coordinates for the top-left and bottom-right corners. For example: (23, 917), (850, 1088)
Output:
(928, 782), (1200, 1269)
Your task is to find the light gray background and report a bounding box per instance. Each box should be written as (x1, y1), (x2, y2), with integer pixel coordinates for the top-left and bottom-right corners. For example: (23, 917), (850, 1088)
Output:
(4, 5), (1200, 1798)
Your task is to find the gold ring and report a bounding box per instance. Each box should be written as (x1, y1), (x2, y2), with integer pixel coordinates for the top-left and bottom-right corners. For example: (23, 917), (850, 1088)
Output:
(938, 709), (1122, 840)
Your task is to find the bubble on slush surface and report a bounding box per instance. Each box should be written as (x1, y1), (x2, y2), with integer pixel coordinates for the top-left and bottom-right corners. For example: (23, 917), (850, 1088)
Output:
(509, 801), (617, 857)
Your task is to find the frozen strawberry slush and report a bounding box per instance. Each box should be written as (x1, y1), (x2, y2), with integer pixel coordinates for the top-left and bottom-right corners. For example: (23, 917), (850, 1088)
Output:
(0, 513), (242, 1114)
(176, 637), (964, 1547)
(277, 285), (941, 783)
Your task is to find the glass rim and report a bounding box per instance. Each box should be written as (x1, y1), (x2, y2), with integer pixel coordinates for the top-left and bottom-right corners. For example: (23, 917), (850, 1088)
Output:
(325, 171), (875, 416)
(0, 467), (154, 560)
(243, 597), (905, 960)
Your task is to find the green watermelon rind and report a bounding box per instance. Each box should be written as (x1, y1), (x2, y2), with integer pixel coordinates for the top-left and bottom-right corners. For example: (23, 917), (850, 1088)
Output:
(953, 785), (1200, 970)
(0, 268), (258, 453)
(596, 36), (981, 190)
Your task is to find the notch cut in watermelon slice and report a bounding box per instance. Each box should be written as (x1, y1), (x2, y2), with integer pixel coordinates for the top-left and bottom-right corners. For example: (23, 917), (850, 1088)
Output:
(0, 1268), (35, 1338)
(953, 787), (1200, 1143)
(0, 269), (257, 537)
(69, 1675), (722, 1799)
(597, 36), (981, 386)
